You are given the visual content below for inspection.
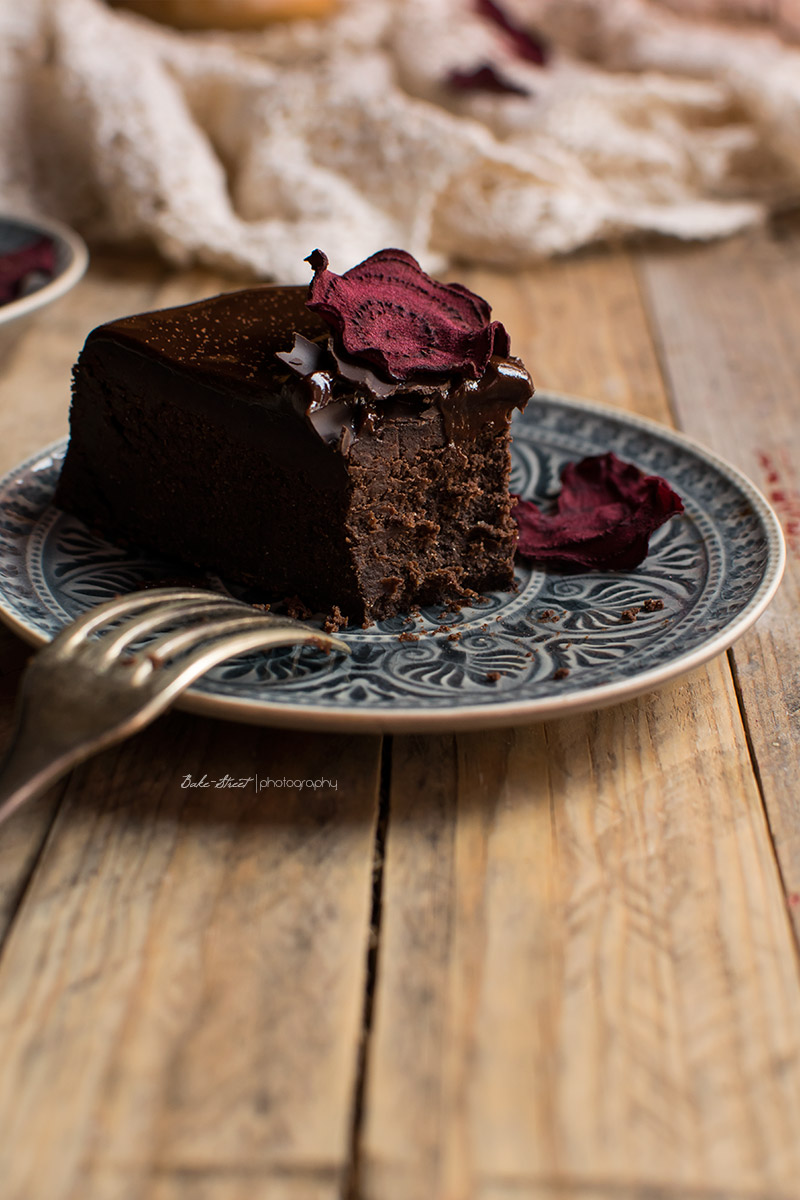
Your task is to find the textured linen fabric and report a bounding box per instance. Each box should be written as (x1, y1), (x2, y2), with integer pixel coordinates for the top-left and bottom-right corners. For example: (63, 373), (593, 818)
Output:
(2, 0), (800, 280)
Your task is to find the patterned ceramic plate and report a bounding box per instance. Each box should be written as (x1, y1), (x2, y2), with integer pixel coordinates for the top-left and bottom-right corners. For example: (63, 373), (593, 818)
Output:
(0, 394), (785, 732)
(0, 213), (88, 329)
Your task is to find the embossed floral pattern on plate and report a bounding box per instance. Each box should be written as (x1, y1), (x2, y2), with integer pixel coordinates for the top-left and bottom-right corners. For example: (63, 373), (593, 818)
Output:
(0, 394), (784, 731)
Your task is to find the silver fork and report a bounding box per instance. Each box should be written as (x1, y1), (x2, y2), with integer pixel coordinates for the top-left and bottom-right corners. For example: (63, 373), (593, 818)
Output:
(0, 587), (349, 827)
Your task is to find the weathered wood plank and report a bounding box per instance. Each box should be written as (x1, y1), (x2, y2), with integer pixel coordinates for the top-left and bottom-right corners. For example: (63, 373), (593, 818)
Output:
(360, 254), (800, 1198)
(0, 255), (384, 1200)
(71, 1164), (336, 1200)
(479, 1184), (793, 1200)
(363, 662), (800, 1200)
(0, 256), (235, 947)
(0, 712), (381, 1200)
(0, 259), (146, 928)
(466, 251), (674, 422)
(3, 241), (798, 1200)
(0, 251), (168, 476)
(639, 229), (800, 922)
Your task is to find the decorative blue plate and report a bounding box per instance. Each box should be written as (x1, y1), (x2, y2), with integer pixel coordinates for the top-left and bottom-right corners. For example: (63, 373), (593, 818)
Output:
(0, 394), (785, 732)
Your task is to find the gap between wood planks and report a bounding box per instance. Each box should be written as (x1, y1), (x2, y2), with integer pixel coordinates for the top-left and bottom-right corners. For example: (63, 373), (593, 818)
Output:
(726, 647), (800, 965)
(344, 733), (393, 1200)
(631, 243), (800, 963)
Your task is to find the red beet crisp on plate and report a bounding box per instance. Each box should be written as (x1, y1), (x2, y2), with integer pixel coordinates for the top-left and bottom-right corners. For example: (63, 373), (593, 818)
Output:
(55, 249), (534, 625)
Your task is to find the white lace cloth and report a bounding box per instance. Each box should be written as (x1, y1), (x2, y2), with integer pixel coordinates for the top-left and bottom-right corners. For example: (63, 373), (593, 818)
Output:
(2, 0), (800, 280)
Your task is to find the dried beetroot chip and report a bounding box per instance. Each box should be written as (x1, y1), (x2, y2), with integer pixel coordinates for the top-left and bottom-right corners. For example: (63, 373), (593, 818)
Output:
(476, 0), (550, 66)
(0, 237), (56, 305)
(512, 452), (684, 571)
(305, 248), (511, 381)
(447, 63), (532, 96)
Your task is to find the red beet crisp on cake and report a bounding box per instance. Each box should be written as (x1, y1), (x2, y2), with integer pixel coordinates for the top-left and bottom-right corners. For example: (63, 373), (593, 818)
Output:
(55, 248), (533, 625)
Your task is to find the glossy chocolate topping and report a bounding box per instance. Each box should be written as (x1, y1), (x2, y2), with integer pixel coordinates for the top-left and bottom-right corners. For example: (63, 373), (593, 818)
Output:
(96, 285), (326, 391)
(92, 283), (532, 452)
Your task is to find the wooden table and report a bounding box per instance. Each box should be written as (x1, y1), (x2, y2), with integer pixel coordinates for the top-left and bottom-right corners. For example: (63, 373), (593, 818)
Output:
(0, 228), (799, 1200)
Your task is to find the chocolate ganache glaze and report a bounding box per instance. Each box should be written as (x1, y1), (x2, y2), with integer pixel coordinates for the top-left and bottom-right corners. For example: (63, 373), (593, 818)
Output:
(276, 325), (532, 448)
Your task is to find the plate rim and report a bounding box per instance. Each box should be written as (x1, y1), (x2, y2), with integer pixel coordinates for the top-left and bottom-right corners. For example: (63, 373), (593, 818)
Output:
(0, 212), (89, 326)
(0, 393), (786, 732)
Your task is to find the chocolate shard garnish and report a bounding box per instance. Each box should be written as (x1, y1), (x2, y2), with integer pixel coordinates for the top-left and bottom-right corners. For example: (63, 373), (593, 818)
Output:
(512, 452), (684, 571)
(476, 0), (549, 66)
(329, 343), (398, 398)
(447, 63), (533, 96)
(275, 331), (325, 376)
(305, 248), (511, 381)
(0, 237), (56, 305)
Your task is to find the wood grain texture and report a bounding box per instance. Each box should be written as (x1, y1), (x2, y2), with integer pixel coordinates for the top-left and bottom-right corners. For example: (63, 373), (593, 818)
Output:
(465, 251), (674, 422)
(0, 251), (384, 1200)
(77, 1165), (335, 1200)
(363, 663), (800, 1200)
(0, 252), (168, 476)
(639, 227), (800, 921)
(2, 243), (799, 1200)
(479, 1185), (797, 1200)
(361, 252), (800, 1199)
(0, 256), (246, 947)
(0, 713), (381, 1200)
(0, 262), (153, 956)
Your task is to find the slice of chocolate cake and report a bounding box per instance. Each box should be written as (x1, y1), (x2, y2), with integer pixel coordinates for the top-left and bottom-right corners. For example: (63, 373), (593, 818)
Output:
(55, 249), (533, 625)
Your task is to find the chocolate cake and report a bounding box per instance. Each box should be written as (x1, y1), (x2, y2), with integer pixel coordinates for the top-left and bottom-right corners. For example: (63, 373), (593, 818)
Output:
(55, 249), (533, 625)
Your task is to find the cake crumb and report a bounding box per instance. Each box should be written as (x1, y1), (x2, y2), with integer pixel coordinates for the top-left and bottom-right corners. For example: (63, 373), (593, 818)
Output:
(447, 632), (461, 642)
(286, 595), (312, 621)
(486, 671), (502, 682)
(620, 607), (641, 623)
(398, 631), (420, 642)
(380, 575), (403, 598)
(251, 602), (272, 612)
(553, 667), (570, 680)
(643, 597), (665, 612)
(539, 609), (558, 622)
(323, 606), (347, 633)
